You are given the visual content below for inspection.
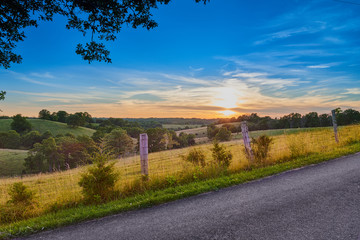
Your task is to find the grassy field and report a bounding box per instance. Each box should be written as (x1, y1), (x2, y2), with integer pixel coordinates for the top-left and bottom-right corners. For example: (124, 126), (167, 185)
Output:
(176, 126), (208, 136)
(0, 125), (359, 218)
(177, 123), (328, 141)
(0, 124), (359, 238)
(0, 119), (95, 137)
(0, 149), (27, 177)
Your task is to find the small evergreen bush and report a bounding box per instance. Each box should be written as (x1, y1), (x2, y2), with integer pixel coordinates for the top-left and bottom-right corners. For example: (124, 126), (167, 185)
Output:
(182, 148), (206, 167)
(0, 182), (37, 223)
(211, 142), (232, 168)
(7, 182), (36, 205)
(251, 135), (273, 165)
(78, 153), (120, 203)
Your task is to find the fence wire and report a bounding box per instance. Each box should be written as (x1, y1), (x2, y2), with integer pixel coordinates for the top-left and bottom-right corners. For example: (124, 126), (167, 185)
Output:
(0, 125), (359, 208)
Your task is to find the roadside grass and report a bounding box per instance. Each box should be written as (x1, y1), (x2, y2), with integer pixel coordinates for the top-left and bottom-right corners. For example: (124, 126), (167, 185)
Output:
(0, 119), (95, 137)
(1, 141), (359, 239)
(0, 124), (359, 238)
(0, 150), (27, 177)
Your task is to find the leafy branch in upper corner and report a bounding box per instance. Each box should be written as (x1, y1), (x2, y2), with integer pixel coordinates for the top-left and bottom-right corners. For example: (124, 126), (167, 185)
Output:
(0, 91), (5, 101)
(0, 0), (209, 68)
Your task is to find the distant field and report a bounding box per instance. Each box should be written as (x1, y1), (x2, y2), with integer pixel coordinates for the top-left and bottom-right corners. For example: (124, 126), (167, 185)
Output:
(0, 119), (95, 137)
(163, 124), (203, 130)
(176, 123), (333, 141)
(175, 122), (241, 136)
(232, 127), (325, 139)
(176, 126), (208, 136)
(0, 149), (27, 177)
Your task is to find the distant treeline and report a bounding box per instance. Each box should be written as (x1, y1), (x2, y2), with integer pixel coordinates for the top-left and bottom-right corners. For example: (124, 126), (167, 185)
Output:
(31, 109), (217, 129)
(123, 118), (217, 125)
(217, 108), (360, 131)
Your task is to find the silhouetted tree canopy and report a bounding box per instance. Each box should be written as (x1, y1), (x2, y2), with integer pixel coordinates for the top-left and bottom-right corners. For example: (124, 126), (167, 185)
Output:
(38, 109), (52, 120)
(1, 0), (209, 69)
(11, 114), (32, 134)
(0, 91), (5, 100)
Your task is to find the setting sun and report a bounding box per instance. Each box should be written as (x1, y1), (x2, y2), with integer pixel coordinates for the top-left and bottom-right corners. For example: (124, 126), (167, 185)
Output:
(218, 110), (237, 116)
(212, 87), (239, 109)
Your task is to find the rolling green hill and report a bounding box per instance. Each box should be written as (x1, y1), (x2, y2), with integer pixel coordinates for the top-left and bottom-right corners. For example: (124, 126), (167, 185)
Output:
(0, 149), (27, 177)
(0, 119), (95, 137)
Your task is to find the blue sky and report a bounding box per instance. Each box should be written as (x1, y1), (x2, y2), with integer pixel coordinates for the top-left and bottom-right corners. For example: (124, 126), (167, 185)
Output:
(1, 0), (359, 118)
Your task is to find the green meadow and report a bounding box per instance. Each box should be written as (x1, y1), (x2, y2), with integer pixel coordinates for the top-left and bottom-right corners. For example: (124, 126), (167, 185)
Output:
(0, 119), (95, 137)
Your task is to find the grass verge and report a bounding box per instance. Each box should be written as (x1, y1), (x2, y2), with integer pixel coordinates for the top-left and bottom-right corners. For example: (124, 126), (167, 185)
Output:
(1, 142), (359, 239)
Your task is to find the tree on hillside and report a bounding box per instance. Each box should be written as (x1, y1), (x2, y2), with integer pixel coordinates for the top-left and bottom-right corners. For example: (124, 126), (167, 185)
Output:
(0, 130), (21, 149)
(57, 136), (89, 168)
(303, 112), (320, 128)
(214, 127), (232, 142)
(56, 111), (69, 123)
(22, 131), (42, 149)
(207, 124), (220, 140)
(50, 112), (59, 121)
(11, 114), (32, 134)
(123, 127), (145, 138)
(24, 137), (62, 173)
(67, 114), (82, 128)
(177, 132), (196, 148)
(222, 124), (238, 133)
(319, 113), (332, 127)
(38, 109), (51, 120)
(103, 129), (134, 158)
(337, 108), (360, 125)
(66, 112), (91, 128)
(146, 127), (168, 152)
(1, 0), (209, 68)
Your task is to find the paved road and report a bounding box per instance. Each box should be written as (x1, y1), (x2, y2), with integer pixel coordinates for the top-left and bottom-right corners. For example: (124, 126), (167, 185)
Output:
(20, 153), (360, 240)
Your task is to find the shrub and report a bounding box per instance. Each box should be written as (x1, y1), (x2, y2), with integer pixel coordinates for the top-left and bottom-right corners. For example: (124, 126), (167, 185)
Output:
(207, 124), (220, 139)
(286, 134), (307, 158)
(182, 148), (206, 167)
(78, 153), (120, 203)
(215, 127), (232, 142)
(211, 142), (232, 168)
(0, 130), (21, 149)
(165, 175), (178, 187)
(0, 182), (37, 223)
(8, 182), (36, 205)
(11, 114), (32, 134)
(251, 135), (273, 165)
(22, 131), (42, 148)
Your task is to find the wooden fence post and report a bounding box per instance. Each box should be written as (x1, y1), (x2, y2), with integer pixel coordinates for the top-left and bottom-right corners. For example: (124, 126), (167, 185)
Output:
(140, 133), (149, 176)
(241, 121), (254, 162)
(331, 110), (339, 144)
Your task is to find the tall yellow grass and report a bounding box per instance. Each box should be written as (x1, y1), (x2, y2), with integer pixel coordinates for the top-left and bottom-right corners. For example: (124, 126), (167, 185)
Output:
(0, 125), (359, 221)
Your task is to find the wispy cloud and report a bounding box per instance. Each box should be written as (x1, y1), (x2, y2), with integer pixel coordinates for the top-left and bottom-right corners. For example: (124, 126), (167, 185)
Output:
(30, 72), (55, 79)
(254, 24), (326, 45)
(307, 65), (330, 69)
(343, 88), (360, 95)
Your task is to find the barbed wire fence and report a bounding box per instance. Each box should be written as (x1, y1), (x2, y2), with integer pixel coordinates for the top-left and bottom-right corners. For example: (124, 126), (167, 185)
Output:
(0, 112), (359, 209)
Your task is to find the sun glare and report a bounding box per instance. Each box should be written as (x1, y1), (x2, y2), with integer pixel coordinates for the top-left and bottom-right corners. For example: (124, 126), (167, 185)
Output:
(218, 110), (237, 116)
(213, 87), (239, 109)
